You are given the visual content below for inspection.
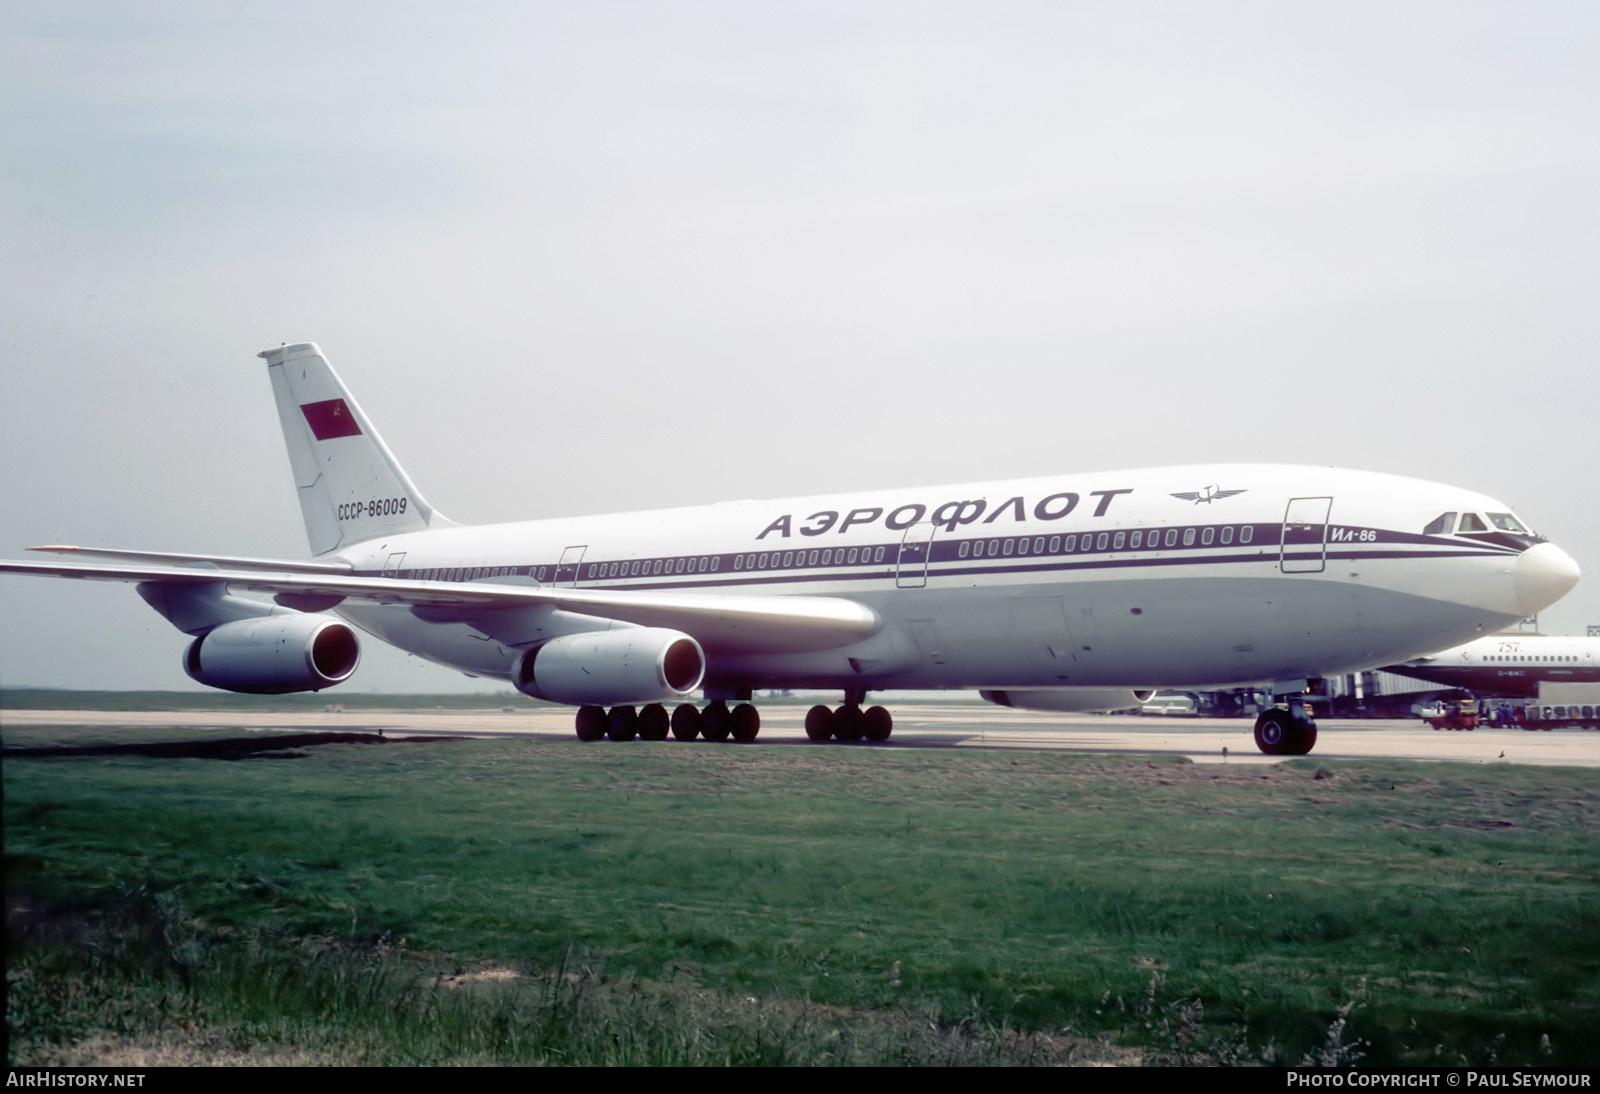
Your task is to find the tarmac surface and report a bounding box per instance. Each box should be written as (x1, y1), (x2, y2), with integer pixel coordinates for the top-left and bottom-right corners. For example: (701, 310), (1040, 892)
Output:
(7, 704), (1600, 767)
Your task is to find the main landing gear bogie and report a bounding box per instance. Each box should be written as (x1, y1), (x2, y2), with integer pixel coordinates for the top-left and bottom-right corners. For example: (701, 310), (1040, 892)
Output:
(1253, 707), (1318, 756)
(576, 700), (761, 743)
(573, 696), (897, 744)
(802, 703), (894, 744)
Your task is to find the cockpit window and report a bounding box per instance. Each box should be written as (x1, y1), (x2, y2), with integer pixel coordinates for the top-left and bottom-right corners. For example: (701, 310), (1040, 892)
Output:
(1488, 512), (1530, 534)
(1422, 512), (1456, 535)
(1458, 513), (1488, 533)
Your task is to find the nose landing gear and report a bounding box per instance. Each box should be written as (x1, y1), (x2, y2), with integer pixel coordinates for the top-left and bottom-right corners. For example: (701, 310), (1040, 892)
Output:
(1253, 705), (1318, 755)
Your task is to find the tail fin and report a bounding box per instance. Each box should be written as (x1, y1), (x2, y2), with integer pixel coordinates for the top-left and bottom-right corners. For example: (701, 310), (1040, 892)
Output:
(259, 342), (452, 556)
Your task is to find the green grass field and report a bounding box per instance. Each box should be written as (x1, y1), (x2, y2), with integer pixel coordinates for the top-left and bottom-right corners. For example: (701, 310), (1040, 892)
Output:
(5, 732), (1597, 1065)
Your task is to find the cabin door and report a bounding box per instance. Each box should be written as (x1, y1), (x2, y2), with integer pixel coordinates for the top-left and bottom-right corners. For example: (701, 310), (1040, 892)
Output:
(555, 545), (587, 587)
(896, 522), (936, 588)
(1280, 497), (1333, 573)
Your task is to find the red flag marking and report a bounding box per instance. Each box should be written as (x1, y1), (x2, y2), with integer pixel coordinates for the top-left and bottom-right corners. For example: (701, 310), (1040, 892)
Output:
(300, 399), (362, 440)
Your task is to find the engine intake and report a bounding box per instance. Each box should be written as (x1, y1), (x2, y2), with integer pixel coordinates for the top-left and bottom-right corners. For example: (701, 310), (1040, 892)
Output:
(185, 615), (360, 694)
(513, 627), (705, 706)
(980, 688), (1155, 713)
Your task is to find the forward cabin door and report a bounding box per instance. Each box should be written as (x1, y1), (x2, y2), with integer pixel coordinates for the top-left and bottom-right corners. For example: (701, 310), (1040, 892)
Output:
(1281, 497), (1333, 573)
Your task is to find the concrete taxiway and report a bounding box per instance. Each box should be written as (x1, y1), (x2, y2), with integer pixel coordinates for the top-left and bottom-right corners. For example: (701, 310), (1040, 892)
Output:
(6, 705), (1600, 767)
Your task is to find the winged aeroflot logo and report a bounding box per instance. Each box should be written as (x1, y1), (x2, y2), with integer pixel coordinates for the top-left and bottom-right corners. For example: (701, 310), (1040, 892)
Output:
(1170, 485), (1247, 505)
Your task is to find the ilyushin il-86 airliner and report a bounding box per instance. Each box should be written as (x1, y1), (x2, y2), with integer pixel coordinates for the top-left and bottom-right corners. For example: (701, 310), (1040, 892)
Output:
(0, 343), (1582, 756)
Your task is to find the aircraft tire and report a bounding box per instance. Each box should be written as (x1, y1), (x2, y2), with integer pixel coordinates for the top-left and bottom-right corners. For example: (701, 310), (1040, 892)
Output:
(862, 706), (893, 741)
(1286, 722), (1318, 755)
(804, 704), (835, 741)
(575, 705), (607, 741)
(1253, 709), (1293, 755)
(834, 704), (865, 742)
(701, 701), (732, 742)
(638, 703), (670, 741)
(671, 703), (702, 740)
(607, 705), (638, 741)
(730, 703), (760, 742)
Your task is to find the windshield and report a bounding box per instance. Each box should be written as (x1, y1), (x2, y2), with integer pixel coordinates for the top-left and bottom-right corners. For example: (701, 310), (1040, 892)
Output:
(1487, 512), (1530, 533)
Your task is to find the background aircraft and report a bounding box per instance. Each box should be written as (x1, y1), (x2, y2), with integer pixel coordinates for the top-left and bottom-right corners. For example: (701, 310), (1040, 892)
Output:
(1384, 634), (1600, 696)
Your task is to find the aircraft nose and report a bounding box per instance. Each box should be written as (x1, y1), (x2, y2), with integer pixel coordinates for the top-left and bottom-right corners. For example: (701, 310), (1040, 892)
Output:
(1516, 542), (1582, 616)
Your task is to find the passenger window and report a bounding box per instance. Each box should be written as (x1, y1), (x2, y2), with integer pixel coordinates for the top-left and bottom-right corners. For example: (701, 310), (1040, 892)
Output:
(1003, 539), (1015, 556)
(1241, 526), (1253, 544)
(1201, 527), (1214, 546)
(848, 548), (859, 564)
(1048, 536), (1060, 552)
(808, 550), (819, 565)
(1164, 529), (1178, 547)
(1130, 531), (1142, 549)
(1113, 532), (1125, 549)
(782, 552), (793, 567)
(1221, 527), (1233, 545)
(1064, 535), (1076, 551)
(1182, 529), (1195, 547)
(874, 546), (886, 562)
(959, 542), (970, 558)
(1034, 537), (1045, 553)
(1096, 533), (1109, 550)
(1423, 512), (1456, 535)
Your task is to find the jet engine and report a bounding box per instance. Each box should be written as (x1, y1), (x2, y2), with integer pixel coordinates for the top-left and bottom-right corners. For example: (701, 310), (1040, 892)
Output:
(513, 627), (705, 706)
(980, 688), (1155, 713)
(184, 615), (360, 694)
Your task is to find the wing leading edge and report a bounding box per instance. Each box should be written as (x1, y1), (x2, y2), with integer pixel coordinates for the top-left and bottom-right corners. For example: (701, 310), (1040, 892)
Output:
(0, 556), (880, 656)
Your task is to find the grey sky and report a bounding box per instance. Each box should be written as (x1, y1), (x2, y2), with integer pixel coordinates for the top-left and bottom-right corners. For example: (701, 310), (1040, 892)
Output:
(3, 1), (1596, 691)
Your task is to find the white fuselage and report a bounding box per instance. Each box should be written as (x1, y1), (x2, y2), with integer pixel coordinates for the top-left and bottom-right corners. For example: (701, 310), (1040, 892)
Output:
(1385, 634), (1600, 696)
(326, 463), (1570, 696)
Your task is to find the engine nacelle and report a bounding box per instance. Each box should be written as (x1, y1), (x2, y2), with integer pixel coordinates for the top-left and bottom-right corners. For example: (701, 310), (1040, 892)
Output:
(980, 688), (1155, 713)
(184, 615), (360, 694)
(513, 627), (705, 706)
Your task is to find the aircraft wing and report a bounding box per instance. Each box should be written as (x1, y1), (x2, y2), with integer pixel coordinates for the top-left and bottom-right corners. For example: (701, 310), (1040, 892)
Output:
(0, 556), (880, 655)
(25, 545), (355, 574)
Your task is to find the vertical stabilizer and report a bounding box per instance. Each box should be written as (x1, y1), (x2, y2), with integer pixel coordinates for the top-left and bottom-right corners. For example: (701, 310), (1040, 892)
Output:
(259, 342), (450, 555)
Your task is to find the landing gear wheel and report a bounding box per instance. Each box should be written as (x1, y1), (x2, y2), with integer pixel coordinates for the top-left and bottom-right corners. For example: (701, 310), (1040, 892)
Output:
(607, 705), (638, 741)
(1254, 708), (1317, 755)
(730, 703), (760, 742)
(1253, 709), (1294, 755)
(862, 706), (893, 741)
(671, 703), (702, 741)
(575, 705), (607, 741)
(834, 704), (865, 742)
(804, 704), (835, 741)
(701, 700), (732, 742)
(638, 704), (670, 741)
